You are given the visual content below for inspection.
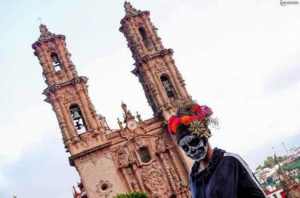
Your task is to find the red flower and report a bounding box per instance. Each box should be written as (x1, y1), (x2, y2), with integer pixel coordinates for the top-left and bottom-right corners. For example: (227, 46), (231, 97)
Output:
(171, 122), (178, 134)
(191, 105), (205, 120)
(191, 105), (202, 115)
(167, 104), (212, 134)
(192, 104), (212, 121)
(190, 115), (197, 121)
(174, 117), (181, 125)
(168, 115), (176, 133)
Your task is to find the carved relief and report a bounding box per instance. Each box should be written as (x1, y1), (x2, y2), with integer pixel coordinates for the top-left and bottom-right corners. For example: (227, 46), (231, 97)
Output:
(155, 137), (167, 153)
(53, 105), (64, 123)
(134, 137), (144, 148)
(155, 62), (168, 74)
(155, 132), (173, 153)
(47, 42), (56, 51)
(169, 167), (181, 190)
(111, 145), (136, 168)
(118, 149), (129, 167)
(141, 163), (170, 197)
(128, 149), (136, 165)
(57, 71), (67, 81)
(61, 88), (79, 104)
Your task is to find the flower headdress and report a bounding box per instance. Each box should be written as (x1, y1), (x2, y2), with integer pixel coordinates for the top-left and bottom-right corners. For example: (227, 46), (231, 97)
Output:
(167, 102), (218, 139)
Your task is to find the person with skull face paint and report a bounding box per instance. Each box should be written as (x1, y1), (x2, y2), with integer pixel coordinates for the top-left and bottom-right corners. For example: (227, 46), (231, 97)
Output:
(168, 102), (266, 198)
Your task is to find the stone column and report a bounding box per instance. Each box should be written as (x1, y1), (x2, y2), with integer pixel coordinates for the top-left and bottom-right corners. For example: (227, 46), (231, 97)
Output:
(164, 56), (186, 98)
(121, 168), (134, 192)
(75, 84), (97, 131)
(132, 164), (146, 192)
(143, 66), (164, 107)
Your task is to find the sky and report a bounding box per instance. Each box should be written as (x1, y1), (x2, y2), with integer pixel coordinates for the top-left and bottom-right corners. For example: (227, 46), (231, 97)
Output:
(0, 0), (300, 197)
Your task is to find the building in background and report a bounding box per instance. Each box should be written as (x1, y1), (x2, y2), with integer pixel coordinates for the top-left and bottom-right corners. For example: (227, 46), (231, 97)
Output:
(264, 188), (286, 198)
(32, 2), (193, 198)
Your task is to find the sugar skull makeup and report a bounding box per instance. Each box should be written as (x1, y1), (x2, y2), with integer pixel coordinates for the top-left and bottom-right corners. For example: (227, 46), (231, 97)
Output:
(179, 134), (208, 161)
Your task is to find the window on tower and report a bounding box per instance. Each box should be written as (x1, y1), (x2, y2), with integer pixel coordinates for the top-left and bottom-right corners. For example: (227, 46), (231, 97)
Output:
(160, 75), (177, 99)
(51, 53), (62, 72)
(138, 147), (151, 163)
(139, 27), (147, 40)
(69, 104), (87, 134)
(138, 27), (152, 49)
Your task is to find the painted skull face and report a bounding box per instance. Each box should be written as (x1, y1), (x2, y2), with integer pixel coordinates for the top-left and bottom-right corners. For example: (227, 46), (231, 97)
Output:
(179, 134), (208, 161)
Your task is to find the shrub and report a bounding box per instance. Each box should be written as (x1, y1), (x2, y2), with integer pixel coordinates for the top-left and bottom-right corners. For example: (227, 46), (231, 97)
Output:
(113, 191), (148, 198)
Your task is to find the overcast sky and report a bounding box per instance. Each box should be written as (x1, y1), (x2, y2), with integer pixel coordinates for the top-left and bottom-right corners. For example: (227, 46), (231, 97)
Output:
(0, 0), (300, 197)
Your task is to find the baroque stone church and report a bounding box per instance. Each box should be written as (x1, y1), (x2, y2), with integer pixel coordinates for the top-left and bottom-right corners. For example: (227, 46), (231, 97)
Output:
(32, 2), (194, 198)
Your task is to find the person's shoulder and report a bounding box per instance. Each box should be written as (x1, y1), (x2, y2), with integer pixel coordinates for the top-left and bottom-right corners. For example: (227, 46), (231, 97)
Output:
(221, 151), (249, 167)
(221, 151), (255, 175)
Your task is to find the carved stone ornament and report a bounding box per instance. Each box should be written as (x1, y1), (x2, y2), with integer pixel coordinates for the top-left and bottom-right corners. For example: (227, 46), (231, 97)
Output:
(128, 150), (136, 164)
(47, 42), (56, 51)
(169, 167), (181, 190)
(171, 98), (183, 109)
(148, 81), (156, 94)
(141, 163), (170, 197)
(38, 24), (55, 41)
(61, 88), (79, 103)
(117, 149), (129, 167)
(155, 62), (168, 74)
(54, 105), (64, 121)
(111, 145), (136, 168)
(134, 137), (145, 148)
(155, 137), (167, 153)
(124, 1), (140, 17)
(57, 71), (66, 81)
(96, 180), (113, 197)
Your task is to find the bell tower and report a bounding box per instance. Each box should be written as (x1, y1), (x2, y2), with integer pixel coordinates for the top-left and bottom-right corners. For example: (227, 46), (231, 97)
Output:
(32, 24), (108, 154)
(120, 2), (191, 120)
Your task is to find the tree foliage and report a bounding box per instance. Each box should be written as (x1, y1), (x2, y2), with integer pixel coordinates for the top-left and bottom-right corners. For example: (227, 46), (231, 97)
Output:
(264, 156), (275, 168)
(282, 157), (300, 171)
(113, 191), (148, 198)
(266, 176), (273, 185)
(256, 165), (263, 170)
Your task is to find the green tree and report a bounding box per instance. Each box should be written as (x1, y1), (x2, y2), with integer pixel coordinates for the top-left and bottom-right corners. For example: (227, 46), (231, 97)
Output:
(264, 156), (275, 168)
(256, 165), (263, 170)
(275, 183), (282, 189)
(277, 156), (285, 162)
(266, 176), (273, 185)
(113, 191), (148, 198)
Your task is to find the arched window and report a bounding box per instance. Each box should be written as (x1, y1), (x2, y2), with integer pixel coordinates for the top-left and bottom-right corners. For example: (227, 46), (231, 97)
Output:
(138, 27), (151, 48)
(138, 27), (147, 41)
(138, 147), (151, 163)
(160, 75), (177, 99)
(51, 53), (61, 72)
(69, 104), (87, 134)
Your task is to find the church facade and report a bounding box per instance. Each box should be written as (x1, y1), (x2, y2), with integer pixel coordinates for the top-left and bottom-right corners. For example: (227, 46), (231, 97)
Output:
(32, 2), (193, 198)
